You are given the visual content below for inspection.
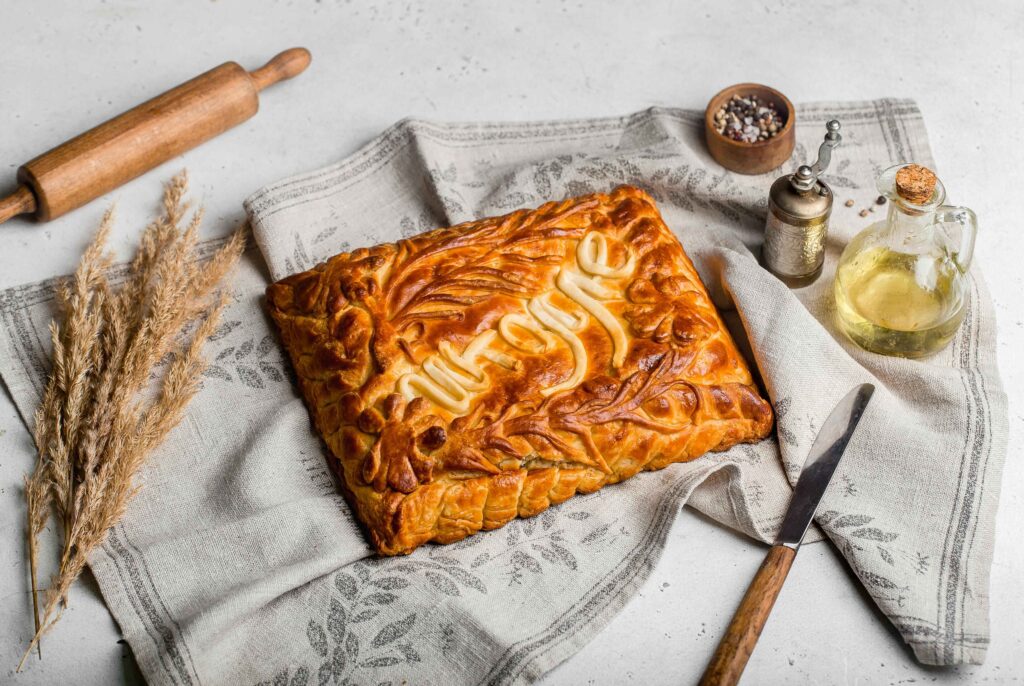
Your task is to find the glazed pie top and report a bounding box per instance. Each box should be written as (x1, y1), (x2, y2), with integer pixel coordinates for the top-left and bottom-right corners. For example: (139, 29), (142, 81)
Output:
(266, 185), (772, 555)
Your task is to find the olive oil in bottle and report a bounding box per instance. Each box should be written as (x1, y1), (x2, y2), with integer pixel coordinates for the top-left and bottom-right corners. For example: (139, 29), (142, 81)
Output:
(833, 164), (977, 358)
(834, 245), (964, 358)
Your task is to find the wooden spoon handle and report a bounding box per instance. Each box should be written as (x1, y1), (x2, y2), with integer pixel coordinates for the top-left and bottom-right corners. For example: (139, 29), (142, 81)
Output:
(699, 545), (796, 686)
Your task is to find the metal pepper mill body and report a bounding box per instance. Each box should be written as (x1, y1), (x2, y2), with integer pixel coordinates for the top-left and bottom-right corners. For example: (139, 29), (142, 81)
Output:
(763, 120), (843, 287)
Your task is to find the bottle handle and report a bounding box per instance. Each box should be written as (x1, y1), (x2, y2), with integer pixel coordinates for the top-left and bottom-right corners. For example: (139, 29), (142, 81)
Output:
(934, 205), (977, 273)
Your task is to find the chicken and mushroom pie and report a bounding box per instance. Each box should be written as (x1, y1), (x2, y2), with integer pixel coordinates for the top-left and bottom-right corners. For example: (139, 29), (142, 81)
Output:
(266, 186), (772, 555)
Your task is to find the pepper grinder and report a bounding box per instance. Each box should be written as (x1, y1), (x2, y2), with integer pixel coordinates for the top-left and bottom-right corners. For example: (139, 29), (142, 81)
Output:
(762, 120), (842, 287)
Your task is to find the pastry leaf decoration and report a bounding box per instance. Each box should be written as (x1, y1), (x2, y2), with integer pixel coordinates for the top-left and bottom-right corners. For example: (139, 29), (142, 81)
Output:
(359, 395), (451, 493)
(624, 273), (717, 344)
(439, 348), (698, 475)
(383, 198), (599, 329)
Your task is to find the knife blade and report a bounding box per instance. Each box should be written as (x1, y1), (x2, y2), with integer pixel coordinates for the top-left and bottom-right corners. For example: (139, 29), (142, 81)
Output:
(775, 382), (875, 549)
(700, 383), (875, 686)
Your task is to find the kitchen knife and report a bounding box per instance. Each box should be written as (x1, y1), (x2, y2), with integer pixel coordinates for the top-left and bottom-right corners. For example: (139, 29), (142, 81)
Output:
(699, 383), (875, 686)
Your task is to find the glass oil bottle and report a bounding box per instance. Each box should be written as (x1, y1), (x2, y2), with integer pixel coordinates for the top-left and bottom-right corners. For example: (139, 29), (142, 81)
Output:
(833, 164), (978, 358)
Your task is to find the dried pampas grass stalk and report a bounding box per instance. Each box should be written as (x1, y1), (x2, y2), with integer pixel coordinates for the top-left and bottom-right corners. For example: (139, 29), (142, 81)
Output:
(19, 172), (244, 670)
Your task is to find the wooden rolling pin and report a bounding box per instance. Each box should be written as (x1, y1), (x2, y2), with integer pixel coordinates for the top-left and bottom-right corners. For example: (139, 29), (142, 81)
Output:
(0, 48), (311, 225)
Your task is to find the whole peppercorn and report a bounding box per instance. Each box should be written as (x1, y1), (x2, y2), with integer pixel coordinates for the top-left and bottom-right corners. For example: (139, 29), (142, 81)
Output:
(714, 94), (785, 143)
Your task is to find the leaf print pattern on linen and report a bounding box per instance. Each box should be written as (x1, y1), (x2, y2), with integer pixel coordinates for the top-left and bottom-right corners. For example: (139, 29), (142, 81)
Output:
(839, 474), (859, 497)
(254, 666), (311, 686)
(828, 158), (861, 189)
(426, 162), (468, 221)
(253, 493), (627, 685)
(204, 331), (288, 388)
(745, 479), (766, 509)
(818, 509), (921, 608)
(399, 211), (439, 239)
(471, 150), (767, 234)
(502, 510), (582, 585)
(265, 553), (488, 686)
(284, 228), (354, 276)
(772, 396), (799, 448)
(479, 507), (624, 586)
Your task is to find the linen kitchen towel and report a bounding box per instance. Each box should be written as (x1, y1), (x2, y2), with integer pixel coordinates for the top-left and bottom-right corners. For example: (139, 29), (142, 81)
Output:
(0, 99), (1007, 686)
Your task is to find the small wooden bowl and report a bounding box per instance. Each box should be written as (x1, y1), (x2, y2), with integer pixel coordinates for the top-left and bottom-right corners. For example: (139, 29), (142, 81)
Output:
(705, 83), (795, 175)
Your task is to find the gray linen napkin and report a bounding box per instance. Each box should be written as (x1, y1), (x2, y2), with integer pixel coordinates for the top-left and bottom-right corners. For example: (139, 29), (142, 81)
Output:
(0, 99), (1006, 686)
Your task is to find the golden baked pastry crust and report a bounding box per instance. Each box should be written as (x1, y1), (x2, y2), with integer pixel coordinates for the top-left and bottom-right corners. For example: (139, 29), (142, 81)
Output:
(266, 186), (772, 555)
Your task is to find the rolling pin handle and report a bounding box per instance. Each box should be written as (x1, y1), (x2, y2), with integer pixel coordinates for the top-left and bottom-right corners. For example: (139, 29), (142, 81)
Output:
(0, 185), (37, 225)
(248, 47), (312, 92)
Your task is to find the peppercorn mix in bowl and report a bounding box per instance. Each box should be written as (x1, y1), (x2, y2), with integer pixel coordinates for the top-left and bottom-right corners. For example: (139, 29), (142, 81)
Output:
(704, 82), (795, 174)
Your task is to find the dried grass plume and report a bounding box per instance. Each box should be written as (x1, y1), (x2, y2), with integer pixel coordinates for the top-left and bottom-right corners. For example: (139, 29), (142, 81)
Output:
(20, 172), (244, 669)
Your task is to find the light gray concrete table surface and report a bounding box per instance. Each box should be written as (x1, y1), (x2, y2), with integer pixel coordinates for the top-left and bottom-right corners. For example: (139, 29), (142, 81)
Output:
(1, 1), (1021, 684)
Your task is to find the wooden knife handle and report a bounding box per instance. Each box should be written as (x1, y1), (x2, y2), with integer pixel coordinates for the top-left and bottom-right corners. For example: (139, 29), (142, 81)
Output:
(699, 545), (796, 686)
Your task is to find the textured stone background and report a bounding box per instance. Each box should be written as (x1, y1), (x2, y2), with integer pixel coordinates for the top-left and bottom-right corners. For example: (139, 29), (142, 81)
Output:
(1, 1), (1021, 683)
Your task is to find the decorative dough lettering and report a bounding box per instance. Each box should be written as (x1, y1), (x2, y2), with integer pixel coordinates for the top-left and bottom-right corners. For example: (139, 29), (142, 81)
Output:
(398, 330), (515, 414)
(398, 231), (635, 413)
(556, 270), (628, 367)
(499, 313), (555, 354)
(577, 232), (635, 278)
(527, 294), (588, 396)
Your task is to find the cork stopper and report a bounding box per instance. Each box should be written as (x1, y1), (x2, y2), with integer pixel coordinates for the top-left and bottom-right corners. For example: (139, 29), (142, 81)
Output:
(895, 164), (938, 204)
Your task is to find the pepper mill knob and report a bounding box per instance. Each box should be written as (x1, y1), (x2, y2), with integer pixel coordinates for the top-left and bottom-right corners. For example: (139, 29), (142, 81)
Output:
(790, 165), (815, 191)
